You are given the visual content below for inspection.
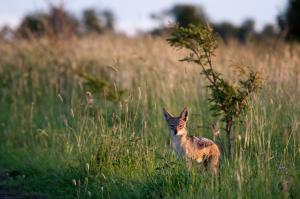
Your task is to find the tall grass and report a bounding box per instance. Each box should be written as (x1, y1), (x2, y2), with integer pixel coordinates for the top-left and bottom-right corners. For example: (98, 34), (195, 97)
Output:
(0, 36), (299, 198)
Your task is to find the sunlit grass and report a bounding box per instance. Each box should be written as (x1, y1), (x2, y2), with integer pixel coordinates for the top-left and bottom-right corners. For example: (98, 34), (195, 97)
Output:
(0, 36), (299, 198)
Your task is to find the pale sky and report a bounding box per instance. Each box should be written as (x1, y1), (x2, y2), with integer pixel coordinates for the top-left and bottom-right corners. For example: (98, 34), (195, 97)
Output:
(0, 0), (287, 35)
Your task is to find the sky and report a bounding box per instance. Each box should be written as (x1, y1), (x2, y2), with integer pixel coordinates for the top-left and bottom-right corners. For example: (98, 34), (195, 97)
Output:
(0, 0), (287, 35)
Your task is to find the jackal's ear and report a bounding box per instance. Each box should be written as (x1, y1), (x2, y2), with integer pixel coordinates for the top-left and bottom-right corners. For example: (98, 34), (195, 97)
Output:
(179, 107), (188, 121)
(163, 108), (172, 121)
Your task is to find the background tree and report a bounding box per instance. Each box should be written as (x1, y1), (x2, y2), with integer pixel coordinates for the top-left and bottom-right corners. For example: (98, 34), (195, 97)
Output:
(48, 6), (79, 36)
(167, 4), (209, 27)
(102, 10), (115, 31)
(259, 24), (278, 41)
(17, 12), (49, 38)
(83, 8), (103, 33)
(213, 22), (239, 44)
(237, 19), (256, 43)
(278, 0), (300, 41)
(150, 4), (208, 37)
(17, 6), (79, 38)
(83, 8), (115, 34)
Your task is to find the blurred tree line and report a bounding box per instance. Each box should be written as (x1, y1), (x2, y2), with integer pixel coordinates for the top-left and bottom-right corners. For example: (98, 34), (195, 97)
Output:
(0, 1), (300, 42)
(1, 5), (115, 40)
(151, 1), (300, 43)
(151, 4), (278, 44)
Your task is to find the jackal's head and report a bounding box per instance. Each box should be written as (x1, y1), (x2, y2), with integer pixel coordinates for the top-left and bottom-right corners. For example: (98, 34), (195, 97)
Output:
(163, 107), (188, 136)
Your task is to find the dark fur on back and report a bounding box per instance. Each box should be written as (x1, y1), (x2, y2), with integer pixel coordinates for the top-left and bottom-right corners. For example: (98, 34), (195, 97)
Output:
(190, 136), (214, 149)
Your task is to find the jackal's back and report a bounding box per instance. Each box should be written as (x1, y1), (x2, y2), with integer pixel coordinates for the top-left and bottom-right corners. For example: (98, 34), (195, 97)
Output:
(185, 136), (220, 162)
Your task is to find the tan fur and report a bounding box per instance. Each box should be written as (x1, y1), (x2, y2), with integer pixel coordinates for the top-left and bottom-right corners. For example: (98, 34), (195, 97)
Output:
(163, 107), (221, 175)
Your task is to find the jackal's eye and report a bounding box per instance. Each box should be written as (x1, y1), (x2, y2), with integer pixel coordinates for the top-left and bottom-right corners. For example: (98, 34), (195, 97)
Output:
(178, 124), (183, 129)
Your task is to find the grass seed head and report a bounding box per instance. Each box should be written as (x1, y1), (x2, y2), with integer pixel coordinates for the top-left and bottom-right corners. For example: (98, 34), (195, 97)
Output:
(85, 91), (94, 108)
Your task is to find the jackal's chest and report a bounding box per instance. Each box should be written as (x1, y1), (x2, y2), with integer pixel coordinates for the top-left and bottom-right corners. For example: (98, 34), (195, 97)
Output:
(172, 137), (185, 156)
(171, 136), (186, 157)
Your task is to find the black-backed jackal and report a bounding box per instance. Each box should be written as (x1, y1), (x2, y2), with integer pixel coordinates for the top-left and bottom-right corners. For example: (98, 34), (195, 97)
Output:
(163, 107), (221, 175)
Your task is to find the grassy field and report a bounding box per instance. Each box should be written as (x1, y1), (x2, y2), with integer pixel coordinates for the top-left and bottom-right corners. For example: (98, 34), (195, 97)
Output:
(0, 35), (299, 198)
